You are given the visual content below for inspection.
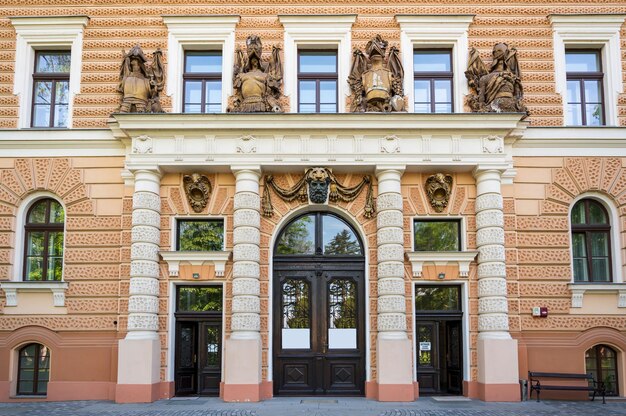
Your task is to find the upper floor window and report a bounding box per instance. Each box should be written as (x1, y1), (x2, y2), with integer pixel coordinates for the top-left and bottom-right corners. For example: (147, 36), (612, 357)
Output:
(24, 198), (64, 281)
(571, 199), (611, 282)
(183, 51), (222, 113)
(298, 51), (338, 113)
(414, 219), (461, 251)
(413, 50), (453, 113)
(566, 50), (604, 126)
(177, 219), (224, 251)
(32, 51), (70, 128)
(17, 343), (50, 396)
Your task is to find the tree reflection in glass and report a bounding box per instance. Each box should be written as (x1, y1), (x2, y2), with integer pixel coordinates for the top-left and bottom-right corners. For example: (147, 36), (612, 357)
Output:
(276, 215), (315, 255)
(414, 220), (460, 251)
(328, 279), (356, 329)
(282, 279), (310, 329)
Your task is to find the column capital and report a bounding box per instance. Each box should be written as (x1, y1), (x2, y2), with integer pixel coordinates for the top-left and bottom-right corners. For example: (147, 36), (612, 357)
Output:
(472, 164), (509, 179)
(375, 164), (406, 178)
(132, 168), (162, 194)
(231, 165), (262, 177)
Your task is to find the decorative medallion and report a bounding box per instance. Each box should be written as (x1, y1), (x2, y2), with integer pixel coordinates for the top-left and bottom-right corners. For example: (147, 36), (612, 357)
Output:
(183, 173), (212, 213)
(380, 135), (400, 153)
(132, 134), (153, 154)
(236, 134), (257, 153)
(482, 135), (504, 154)
(262, 167), (375, 219)
(425, 173), (453, 213)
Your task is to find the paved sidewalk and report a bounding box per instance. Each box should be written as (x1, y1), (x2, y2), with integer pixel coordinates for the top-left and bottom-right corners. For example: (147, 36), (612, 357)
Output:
(0, 397), (625, 416)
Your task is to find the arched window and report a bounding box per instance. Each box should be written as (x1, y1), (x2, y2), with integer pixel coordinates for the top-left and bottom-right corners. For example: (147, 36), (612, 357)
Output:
(586, 344), (619, 396)
(17, 343), (50, 395)
(571, 199), (611, 282)
(23, 198), (64, 281)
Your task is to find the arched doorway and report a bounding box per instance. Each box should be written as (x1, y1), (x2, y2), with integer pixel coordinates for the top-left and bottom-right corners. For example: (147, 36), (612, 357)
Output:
(586, 344), (619, 396)
(272, 212), (365, 396)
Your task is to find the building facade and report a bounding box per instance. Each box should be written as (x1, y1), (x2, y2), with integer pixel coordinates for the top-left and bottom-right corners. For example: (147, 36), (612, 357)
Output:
(0, 1), (625, 404)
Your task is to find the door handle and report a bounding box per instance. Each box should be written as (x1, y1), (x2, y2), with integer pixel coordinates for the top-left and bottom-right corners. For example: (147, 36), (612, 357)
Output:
(193, 354), (197, 364)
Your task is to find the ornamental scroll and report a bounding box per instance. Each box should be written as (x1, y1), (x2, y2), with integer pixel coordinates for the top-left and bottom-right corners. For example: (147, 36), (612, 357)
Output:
(261, 168), (375, 219)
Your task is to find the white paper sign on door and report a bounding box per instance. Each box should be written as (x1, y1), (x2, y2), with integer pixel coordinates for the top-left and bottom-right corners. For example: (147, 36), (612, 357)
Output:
(419, 341), (431, 351)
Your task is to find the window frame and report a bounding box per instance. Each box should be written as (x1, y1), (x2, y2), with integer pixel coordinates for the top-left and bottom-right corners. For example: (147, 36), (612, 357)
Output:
(413, 218), (462, 252)
(30, 50), (71, 128)
(297, 49), (339, 113)
(571, 199), (612, 283)
(23, 198), (65, 282)
(182, 51), (223, 114)
(16, 343), (50, 396)
(565, 49), (605, 126)
(413, 49), (454, 113)
(175, 218), (225, 252)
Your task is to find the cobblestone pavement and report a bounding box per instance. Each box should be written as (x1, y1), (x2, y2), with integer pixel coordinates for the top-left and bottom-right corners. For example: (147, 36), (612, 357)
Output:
(1, 397), (625, 416)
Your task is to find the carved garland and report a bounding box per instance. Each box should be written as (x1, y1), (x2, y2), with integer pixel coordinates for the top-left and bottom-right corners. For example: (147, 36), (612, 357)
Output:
(261, 167), (375, 219)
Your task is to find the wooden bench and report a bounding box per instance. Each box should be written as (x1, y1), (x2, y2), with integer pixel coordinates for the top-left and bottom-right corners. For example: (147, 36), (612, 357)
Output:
(528, 371), (605, 404)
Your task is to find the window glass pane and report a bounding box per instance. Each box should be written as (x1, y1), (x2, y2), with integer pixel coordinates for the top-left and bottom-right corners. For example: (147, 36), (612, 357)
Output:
(418, 326), (432, 366)
(414, 80), (430, 103)
(323, 215), (362, 255)
(276, 215), (315, 255)
(414, 51), (451, 72)
(205, 325), (220, 366)
(588, 201), (607, 224)
(177, 220), (224, 251)
(584, 80), (601, 103)
(328, 279), (356, 329)
(434, 80), (451, 103)
(591, 258), (610, 281)
(414, 103), (430, 113)
(414, 220), (460, 251)
(299, 104), (315, 112)
(572, 233), (587, 257)
(49, 201), (64, 223)
(319, 104), (336, 113)
(32, 104), (51, 127)
(590, 232), (608, 256)
(184, 81), (202, 105)
(184, 104), (201, 113)
(27, 232), (45, 256)
(53, 104), (68, 128)
(566, 103), (582, 125)
(299, 80), (316, 104)
(415, 286), (460, 311)
(48, 232), (64, 256)
(205, 81), (221, 106)
(18, 381), (34, 395)
(566, 80), (581, 103)
(185, 52), (222, 73)
(55, 81), (69, 104)
(299, 52), (337, 73)
(26, 257), (44, 281)
(36, 52), (71, 73)
(434, 103), (452, 113)
(282, 279), (310, 328)
(47, 257), (63, 281)
(37, 381), (48, 394)
(177, 286), (222, 312)
(585, 104), (603, 126)
(34, 81), (52, 104)
(29, 201), (48, 223)
(573, 259), (589, 282)
(565, 51), (600, 72)
(319, 81), (337, 104)
(571, 201), (586, 224)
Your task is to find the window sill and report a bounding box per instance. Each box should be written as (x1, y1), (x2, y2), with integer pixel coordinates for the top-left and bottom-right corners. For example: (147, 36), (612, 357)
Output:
(568, 283), (626, 308)
(159, 251), (230, 277)
(405, 251), (478, 278)
(0, 281), (68, 307)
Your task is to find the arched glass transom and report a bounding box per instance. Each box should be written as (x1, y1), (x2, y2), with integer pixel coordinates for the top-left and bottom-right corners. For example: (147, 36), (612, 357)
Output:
(275, 212), (363, 256)
(571, 199), (611, 282)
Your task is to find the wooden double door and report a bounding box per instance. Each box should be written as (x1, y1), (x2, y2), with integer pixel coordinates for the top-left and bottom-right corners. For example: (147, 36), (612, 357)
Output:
(273, 261), (365, 396)
(174, 318), (222, 396)
(415, 319), (463, 395)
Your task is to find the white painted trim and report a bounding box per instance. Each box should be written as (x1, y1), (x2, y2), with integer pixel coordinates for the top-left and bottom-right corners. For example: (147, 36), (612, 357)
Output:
(10, 16), (89, 129)
(412, 281), (470, 387)
(278, 15), (357, 113)
(267, 204), (370, 382)
(514, 127), (626, 156)
(160, 251), (230, 277)
(162, 15), (240, 113)
(568, 193), (623, 285)
(406, 251), (478, 278)
(549, 14), (626, 126)
(11, 192), (66, 282)
(395, 15), (474, 113)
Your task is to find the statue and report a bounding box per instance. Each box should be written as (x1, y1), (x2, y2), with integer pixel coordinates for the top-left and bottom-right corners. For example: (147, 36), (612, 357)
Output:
(465, 43), (527, 115)
(348, 35), (405, 112)
(228, 35), (283, 112)
(117, 44), (164, 113)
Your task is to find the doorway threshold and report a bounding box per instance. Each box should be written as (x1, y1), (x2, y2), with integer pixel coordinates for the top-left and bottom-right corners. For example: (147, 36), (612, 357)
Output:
(300, 399), (339, 404)
(430, 396), (471, 402)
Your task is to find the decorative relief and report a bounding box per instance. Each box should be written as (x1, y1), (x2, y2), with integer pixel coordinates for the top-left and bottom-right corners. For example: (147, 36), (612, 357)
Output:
(478, 314), (509, 332)
(377, 278), (405, 295)
(377, 262), (405, 278)
(262, 167), (374, 218)
(132, 135), (153, 154)
(182, 173), (212, 213)
(482, 135), (504, 153)
(232, 278), (261, 296)
(465, 43), (527, 115)
(377, 295), (405, 313)
(236, 135), (257, 153)
(348, 35), (405, 112)
(425, 173), (453, 213)
(377, 314), (406, 332)
(117, 45), (165, 113)
(380, 135), (400, 153)
(229, 35), (283, 113)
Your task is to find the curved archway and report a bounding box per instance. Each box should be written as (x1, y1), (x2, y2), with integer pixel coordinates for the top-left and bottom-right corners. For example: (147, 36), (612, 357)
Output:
(586, 344), (619, 396)
(272, 211), (366, 396)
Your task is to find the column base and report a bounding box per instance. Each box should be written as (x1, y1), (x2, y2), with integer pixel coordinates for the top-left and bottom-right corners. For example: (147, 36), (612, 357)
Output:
(366, 381), (419, 401)
(222, 337), (264, 402)
(375, 337), (416, 402)
(477, 337), (520, 402)
(115, 337), (161, 403)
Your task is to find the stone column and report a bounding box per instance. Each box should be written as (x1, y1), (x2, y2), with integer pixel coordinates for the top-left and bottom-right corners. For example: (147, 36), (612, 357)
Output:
(473, 167), (519, 401)
(223, 166), (264, 402)
(374, 166), (414, 401)
(116, 168), (162, 403)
